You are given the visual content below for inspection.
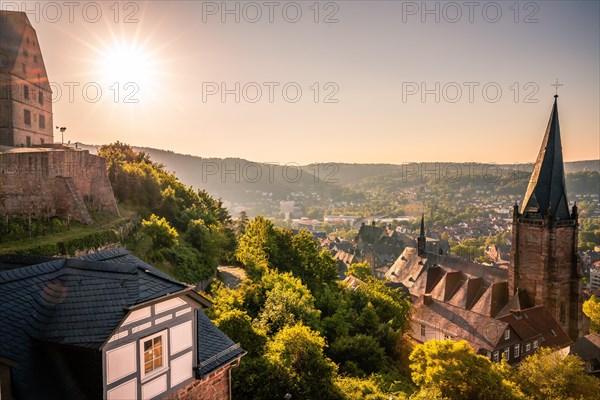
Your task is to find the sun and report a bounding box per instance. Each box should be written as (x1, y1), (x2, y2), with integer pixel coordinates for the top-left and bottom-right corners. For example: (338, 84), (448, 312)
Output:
(98, 42), (156, 87)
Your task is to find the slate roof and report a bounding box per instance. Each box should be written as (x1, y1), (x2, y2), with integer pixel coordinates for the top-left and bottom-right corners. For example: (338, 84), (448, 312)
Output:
(412, 297), (509, 353)
(0, 11), (28, 73)
(0, 248), (187, 350)
(196, 310), (245, 377)
(568, 333), (600, 366)
(390, 245), (572, 357)
(0, 248), (244, 398)
(385, 247), (508, 295)
(521, 97), (571, 220)
(497, 306), (572, 349)
(0, 11), (51, 91)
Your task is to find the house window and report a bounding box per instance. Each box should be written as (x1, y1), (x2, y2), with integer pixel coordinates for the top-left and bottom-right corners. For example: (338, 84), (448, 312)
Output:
(504, 347), (510, 361)
(504, 329), (510, 340)
(40, 138), (44, 145)
(39, 90), (44, 105)
(525, 343), (531, 352)
(140, 330), (168, 380)
(33, 55), (38, 63)
(514, 344), (520, 358)
(24, 109), (31, 125)
(493, 351), (499, 362)
(22, 63), (26, 73)
(420, 324), (425, 337)
(23, 48), (28, 57)
(26, 136), (31, 147)
(39, 115), (45, 129)
(24, 85), (29, 100)
(533, 340), (539, 349)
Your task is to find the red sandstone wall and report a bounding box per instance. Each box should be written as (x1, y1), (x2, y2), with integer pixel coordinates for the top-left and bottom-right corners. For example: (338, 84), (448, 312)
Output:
(164, 366), (231, 400)
(0, 148), (118, 222)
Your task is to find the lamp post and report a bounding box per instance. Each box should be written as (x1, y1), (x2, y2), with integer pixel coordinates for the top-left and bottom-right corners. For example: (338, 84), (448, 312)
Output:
(55, 126), (66, 144)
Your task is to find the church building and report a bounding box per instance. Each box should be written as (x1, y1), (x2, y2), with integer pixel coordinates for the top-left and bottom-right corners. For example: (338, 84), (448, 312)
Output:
(386, 96), (588, 363)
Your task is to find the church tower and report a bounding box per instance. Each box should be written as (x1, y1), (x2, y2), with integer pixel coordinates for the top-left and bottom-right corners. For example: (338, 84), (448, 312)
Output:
(509, 95), (586, 340)
(417, 213), (426, 256)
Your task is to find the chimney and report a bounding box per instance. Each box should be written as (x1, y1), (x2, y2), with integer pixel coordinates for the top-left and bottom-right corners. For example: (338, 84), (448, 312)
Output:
(423, 294), (433, 306)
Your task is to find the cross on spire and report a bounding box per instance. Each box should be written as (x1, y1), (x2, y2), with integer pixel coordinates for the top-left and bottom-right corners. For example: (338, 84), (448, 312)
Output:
(551, 78), (563, 97)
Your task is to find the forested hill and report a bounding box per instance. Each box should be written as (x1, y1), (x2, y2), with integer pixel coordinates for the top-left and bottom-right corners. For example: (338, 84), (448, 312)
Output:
(81, 144), (599, 188)
(80, 144), (599, 216)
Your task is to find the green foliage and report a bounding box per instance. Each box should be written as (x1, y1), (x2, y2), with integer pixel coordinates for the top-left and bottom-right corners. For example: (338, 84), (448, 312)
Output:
(235, 216), (274, 279)
(234, 210), (249, 237)
(583, 295), (600, 333)
(451, 237), (486, 260)
(579, 218), (600, 251)
(347, 261), (373, 280)
(258, 280), (321, 334)
(208, 281), (245, 319)
(186, 219), (225, 272)
(9, 229), (120, 257)
(331, 334), (386, 376)
(99, 142), (237, 265)
(335, 376), (404, 400)
(236, 217), (337, 292)
(214, 310), (267, 356)
(409, 340), (522, 400)
(220, 213), (416, 399)
(513, 347), (600, 400)
(159, 243), (215, 283)
(141, 214), (179, 249)
(349, 279), (412, 333)
(230, 355), (291, 399)
(266, 324), (343, 400)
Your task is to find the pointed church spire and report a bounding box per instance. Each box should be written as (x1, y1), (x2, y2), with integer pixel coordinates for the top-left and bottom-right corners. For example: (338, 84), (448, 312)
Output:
(417, 213), (426, 256)
(521, 96), (570, 220)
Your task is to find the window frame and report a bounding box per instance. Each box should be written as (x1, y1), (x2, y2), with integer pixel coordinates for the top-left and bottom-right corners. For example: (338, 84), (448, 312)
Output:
(139, 329), (169, 382)
(504, 329), (510, 340)
(533, 340), (539, 349)
(420, 323), (425, 337)
(24, 109), (31, 126)
(504, 347), (510, 361)
(525, 343), (531, 352)
(514, 344), (520, 358)
(39, 114), (45, 129)
(493, 351), (499, 362)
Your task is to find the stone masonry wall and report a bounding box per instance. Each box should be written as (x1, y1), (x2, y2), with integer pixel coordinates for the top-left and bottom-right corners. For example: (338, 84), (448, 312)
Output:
(164, 365), (231, 400)
(0, 148), (118, 223)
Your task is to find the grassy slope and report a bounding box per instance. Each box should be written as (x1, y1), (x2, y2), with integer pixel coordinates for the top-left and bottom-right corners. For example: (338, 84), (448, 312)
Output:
(0, 206), (135, 255)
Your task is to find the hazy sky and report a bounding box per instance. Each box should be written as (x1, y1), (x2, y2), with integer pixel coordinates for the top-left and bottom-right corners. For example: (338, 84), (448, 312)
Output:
(4, 0), (599, 164)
